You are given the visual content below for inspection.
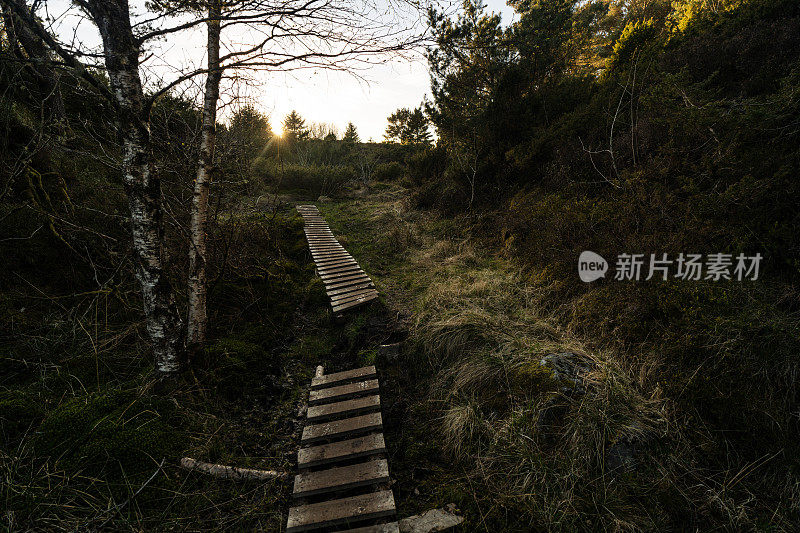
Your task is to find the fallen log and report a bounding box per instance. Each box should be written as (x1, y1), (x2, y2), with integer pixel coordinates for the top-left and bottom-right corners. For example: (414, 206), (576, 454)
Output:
(180, 457), (288, 480)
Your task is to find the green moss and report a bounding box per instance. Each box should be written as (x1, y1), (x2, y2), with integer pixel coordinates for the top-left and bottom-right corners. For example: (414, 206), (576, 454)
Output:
(356, 348), (378, 366)
(35, 390), (182, 479)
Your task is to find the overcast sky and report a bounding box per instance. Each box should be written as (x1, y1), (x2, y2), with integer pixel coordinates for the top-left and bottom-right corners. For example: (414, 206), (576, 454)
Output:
(46, 0), (516, 140)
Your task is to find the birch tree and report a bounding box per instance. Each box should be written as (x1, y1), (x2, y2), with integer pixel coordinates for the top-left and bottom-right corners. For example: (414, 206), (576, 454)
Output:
(187, 0), (222, 354)
(3, 0), (425, 374)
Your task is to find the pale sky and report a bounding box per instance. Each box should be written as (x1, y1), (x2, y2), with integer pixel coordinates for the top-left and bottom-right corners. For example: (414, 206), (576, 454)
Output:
(258, 0), (516, 140)
(46, 0), (517, 140)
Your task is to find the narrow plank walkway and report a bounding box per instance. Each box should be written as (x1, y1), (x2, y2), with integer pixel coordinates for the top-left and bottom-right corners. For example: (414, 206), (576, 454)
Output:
(296, 205), (379, 315)
(286, 365), (397, 532)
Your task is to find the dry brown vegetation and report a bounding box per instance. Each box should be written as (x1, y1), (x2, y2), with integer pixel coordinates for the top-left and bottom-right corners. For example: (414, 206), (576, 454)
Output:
(320, 182), (799, 531)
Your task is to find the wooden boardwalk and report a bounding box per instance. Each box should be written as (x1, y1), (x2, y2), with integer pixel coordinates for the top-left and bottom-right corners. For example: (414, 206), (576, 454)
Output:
(296, 205), (379, 315)
(287, 365), (397, 532)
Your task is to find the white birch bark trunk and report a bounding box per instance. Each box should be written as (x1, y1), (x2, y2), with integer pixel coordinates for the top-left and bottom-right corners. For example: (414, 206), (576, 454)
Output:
(87, 0), (184, 375)
(187, 0), (222, 353)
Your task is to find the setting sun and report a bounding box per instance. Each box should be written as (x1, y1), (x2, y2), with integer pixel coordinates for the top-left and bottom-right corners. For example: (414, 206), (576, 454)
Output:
(270, 116), (284, 138)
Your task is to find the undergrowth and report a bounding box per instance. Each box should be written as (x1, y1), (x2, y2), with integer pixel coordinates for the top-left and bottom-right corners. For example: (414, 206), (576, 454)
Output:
(320, 182), (800, 531)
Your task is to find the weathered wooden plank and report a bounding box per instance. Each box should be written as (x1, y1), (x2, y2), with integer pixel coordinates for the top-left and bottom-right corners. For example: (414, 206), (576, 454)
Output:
(311, 249), (353, 258)
(332, 294), (379, 313)
(320, 271), (366, 283)
(298, 433), (386, 468)
(319, 266), (365, 280)
(311, 366), (377, 390)
(332, 289), (379, 305)
(323, 274), (372, 290)
(311, 249), (348, 257)
(326, 281), (375, 297)
(316, 263), (361, 270)
(318, 264), (364, 276)
(308, 379), (380, 406)
(330, 288), (378, 304)
(292, 459), (390, 498)
(286, 490), (395, 532)
(315, 258), (357, 268)
(312, 251), (350, 259)
(301, 412), (382, 443)
(306, 395), (381, 423)
(341, 522), (400, 533)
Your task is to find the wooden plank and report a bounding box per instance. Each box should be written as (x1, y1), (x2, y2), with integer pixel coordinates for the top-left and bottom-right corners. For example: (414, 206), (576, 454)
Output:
(311, 246), (347, 253)
(322, 272), (370, 284)
(341, 522), (400, 533)
(286, 490), (395, 532)
(308, 379), (380, 406)
(311, 366), (377, 389)
(332, 294), (379, 313)
(311, 249), (348, 256)
(319, 267), (365, 281)
(298, 433), (386, 468)
(317, 263), (362, 273)
(311, 249), (355, 263)
(326, 281), (375, 297)
(316, 259), (356, 268)
(315, 258), (357, 268)
(306, 395), (380, 423)
(316, 259), (357, 269)
(292, 459), (390, 498)
(332, 289), (379, 306)
(323, 274), (372, 290)
(301, 412), (382, 444)
(330, 288), (378, 304)
(318, 264), (363, 276)
(312, 250), (350, 259)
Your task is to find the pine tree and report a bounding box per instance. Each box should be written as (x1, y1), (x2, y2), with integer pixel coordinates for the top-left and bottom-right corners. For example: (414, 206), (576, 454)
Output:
(343, 122), (360, 143)
(283, 110), (308, 141)
(384, 106), (431, 145)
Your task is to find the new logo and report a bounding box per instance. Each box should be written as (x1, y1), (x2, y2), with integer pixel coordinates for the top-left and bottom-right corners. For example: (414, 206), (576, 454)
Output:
(578, 251), (608, 282)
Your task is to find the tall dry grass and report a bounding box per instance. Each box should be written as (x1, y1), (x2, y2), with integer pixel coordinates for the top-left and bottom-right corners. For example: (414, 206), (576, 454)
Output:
(322, 186), (799, 531)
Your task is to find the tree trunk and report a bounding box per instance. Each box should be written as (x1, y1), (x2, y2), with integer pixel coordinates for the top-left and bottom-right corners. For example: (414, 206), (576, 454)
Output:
(87, 0), (184, 375)
(187, 0), (222, 354)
